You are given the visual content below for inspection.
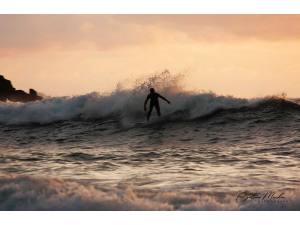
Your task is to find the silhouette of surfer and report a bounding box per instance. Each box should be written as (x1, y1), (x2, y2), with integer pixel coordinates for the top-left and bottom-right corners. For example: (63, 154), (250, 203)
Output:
(144, 88), (171, 121)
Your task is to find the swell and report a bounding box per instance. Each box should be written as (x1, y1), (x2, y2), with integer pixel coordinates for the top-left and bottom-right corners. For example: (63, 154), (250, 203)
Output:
(193, 97), (300, 122)
(1, 71), (299, 126)
(0, 174), (299, 211)
(0, 91), (299, 126)
(0, 91), (248, 125)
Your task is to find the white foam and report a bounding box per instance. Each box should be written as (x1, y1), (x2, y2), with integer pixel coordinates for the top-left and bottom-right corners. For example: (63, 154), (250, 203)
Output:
(0, 72), (251, 125)
(0, 91), (250, 125)
(0, 174), (299, 210)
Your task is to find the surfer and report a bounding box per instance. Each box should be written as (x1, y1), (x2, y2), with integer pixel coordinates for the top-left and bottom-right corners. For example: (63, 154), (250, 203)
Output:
(144, 88), (171, 121)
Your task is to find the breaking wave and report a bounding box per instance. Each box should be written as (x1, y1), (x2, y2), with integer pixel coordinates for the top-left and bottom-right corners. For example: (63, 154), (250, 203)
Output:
(0, 91), (250, 125)
(0, 174), (299, 211)
(0, 71), (299, 125)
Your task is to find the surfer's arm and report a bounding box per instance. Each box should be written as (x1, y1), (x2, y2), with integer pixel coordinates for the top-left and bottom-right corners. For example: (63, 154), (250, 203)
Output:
(144, 95), (150, 111)
(158, 94), (171, 104)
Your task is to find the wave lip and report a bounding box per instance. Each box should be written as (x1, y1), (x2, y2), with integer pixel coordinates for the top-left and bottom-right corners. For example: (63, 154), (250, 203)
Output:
(0, 175), (299, 211)
(0, 90), (250, 125)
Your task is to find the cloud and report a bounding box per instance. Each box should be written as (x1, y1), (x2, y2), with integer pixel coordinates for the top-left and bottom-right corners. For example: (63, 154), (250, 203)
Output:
(1, 15), (300, 55)
(0, 15), (154, 53)
(118, 15), (300, 41)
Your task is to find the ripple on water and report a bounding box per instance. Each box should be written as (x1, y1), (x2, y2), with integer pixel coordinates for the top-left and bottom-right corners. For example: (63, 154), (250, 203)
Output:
(252, 159), (274, 165)
(64, 152), (97, 161)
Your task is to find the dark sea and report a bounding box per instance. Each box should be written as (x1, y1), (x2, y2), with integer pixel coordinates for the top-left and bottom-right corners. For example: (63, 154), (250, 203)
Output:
(0, 85), (300, 210)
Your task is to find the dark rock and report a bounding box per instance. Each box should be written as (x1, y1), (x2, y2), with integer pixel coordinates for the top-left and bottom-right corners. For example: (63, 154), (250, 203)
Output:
(0, 75), (43, 102)
(29, 89), (37, 97)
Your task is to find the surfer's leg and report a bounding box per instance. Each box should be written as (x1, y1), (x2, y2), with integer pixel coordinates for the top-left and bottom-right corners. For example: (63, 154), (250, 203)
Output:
(155, 103), (161, 116)
(147, 104), (154, 121)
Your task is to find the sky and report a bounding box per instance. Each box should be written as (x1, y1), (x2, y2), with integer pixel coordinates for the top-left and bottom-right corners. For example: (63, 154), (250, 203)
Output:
(1, 15), (300, 98)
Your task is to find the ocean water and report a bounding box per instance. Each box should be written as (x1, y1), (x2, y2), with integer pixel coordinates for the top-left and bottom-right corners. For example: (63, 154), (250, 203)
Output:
(0, 77), (300, 210)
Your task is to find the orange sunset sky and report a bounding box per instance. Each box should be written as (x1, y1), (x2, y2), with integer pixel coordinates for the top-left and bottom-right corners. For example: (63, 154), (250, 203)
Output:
(1, 15), (300, 98)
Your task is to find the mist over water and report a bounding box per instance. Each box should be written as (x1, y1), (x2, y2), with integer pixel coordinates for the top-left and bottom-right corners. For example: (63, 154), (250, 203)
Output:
(0, 71), (300, 210)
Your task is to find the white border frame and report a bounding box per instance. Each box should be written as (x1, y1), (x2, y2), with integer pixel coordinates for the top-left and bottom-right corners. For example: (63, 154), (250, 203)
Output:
(0, 0), (299, 224)
(0, 211), (299, 225)
(1, 0), (300, 14)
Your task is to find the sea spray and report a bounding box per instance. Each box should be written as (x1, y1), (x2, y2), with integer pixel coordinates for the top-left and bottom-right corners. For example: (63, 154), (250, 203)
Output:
(0, 71), (250, 125)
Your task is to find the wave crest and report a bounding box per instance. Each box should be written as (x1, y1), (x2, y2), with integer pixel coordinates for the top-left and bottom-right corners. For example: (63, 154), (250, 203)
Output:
(0, 71), (298, 125)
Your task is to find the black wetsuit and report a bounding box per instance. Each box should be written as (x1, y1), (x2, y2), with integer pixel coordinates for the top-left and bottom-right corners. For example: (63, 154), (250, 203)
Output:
(144, 92), (169, 121)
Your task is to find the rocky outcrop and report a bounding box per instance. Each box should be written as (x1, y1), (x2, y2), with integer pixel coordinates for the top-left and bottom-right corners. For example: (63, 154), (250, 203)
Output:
(0, 75), (42, 102)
